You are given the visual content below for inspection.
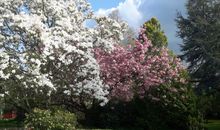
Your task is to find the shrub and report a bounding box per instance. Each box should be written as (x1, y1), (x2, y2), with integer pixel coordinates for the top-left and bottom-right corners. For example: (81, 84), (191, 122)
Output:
(84, 83), (204, 130)
(25, 108), (77, 130)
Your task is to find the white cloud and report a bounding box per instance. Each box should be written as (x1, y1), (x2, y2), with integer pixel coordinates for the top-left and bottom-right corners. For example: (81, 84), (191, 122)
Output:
(95, 0), (187, 54)
(96, 8), (116, 17)
(139, 0), (187, 54)
(96, 0), (145, 29)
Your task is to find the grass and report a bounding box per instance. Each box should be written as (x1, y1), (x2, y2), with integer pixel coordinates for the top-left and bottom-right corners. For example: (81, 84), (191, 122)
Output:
(205, 120), (220, 130)
(0, 119), (23, 128)
(0, 119), (220, 130)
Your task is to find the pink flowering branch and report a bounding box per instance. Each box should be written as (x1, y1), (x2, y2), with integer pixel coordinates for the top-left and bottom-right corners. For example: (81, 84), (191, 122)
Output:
(95, 28), (184, 101)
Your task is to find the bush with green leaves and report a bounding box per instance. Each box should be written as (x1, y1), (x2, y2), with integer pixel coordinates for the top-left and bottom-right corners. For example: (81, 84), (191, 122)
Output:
(25, 108), (77, 130)
(83, 81), (204, 130)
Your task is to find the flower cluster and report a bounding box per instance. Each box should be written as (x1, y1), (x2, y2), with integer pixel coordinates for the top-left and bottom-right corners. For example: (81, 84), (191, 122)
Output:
(0, 0), (126, 104)
(95, 29), (184, 101)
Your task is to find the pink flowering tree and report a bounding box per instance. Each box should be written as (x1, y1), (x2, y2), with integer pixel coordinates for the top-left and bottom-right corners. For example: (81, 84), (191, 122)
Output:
(95, 29), (185, 101)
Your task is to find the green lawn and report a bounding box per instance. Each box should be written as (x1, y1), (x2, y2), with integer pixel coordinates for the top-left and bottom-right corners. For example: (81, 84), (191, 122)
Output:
(0, 119), (23, 128)
(205, 120), (220, 130)
(1, 119), (220, 130)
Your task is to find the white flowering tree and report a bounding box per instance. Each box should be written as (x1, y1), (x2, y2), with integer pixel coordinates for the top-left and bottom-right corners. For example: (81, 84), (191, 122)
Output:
(0, 0), (126, 112)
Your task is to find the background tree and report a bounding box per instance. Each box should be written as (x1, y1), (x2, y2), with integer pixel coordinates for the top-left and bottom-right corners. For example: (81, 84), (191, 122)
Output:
(176, 0), (220, 90)
(176, 0), (220, 119)
(143, 17), (168, 47)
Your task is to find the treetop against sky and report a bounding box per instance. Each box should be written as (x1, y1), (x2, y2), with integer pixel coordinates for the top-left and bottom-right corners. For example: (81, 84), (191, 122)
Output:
(89, 0), (187, 54)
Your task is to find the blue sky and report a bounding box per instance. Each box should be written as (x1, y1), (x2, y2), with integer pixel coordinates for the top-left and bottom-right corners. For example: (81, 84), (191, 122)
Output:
(88, 0), (187, 54)
(88, 0), (124, 10)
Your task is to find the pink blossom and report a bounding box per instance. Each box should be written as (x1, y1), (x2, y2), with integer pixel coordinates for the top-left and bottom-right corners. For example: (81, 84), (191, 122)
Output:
(95, 29), (184, 101)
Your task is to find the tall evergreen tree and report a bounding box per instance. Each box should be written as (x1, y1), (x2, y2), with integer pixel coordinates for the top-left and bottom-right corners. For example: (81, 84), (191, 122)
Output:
(143, 17), (168, 47)
(176, 0), (220, 90)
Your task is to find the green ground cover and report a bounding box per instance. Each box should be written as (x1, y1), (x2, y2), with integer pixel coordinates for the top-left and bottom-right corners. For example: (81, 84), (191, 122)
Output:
(205, 120), (220, 130)
(0, 119), (220, 130)
(0, 119), (23, 128)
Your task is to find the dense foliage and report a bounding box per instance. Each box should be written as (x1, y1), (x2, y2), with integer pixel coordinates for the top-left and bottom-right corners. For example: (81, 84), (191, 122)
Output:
(176, 0), (220, 119)
(25, 108), (77, 130)
(143, 17), (168, 47)
(176, 0), (220, 90)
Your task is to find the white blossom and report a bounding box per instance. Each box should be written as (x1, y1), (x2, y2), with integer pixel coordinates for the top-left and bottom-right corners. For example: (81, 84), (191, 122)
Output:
(0, 0), (126, 105)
